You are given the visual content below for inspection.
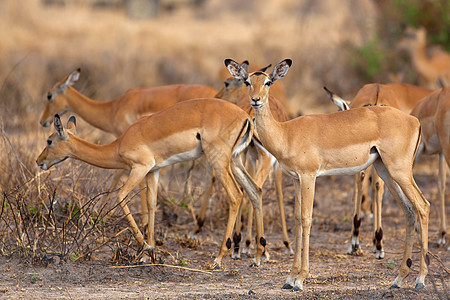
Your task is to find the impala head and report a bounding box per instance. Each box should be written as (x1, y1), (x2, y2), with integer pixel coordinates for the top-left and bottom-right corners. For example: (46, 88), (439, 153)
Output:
(40, 69), (80, 127)
(36, 114), (77, 170)
(224, 58), (291, 110)
(215, 60), (250, 102)
(397, 26), (426, 52)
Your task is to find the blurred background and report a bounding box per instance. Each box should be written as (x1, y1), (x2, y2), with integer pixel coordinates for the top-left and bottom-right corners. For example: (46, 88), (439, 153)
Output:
(2, 0), (449, 130)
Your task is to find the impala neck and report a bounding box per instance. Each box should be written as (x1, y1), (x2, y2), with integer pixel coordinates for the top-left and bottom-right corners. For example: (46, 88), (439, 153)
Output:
(253, 98), (285, 152)
(69, 136), (127, 170)
(65, 87), (115, 134)
(409, 42), (436, 79)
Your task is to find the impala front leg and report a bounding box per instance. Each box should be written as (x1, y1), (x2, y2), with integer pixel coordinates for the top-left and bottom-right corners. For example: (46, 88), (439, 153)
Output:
(292, 174), (316, 291)
(283, 178), (302, 290)
(117, 166), (150, 249)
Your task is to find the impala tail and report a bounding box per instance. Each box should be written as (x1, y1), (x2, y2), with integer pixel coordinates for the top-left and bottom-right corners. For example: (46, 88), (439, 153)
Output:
(323, 86), (350, 111)
(232, 118), (254, 158)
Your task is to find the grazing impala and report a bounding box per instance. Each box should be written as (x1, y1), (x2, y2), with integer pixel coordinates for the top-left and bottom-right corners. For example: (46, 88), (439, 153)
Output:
(411, 87), (450, 248)
(324, 83), (433, 258)
(40, 69), (218, 227)
(215, 66), (293, 257)
(36, 99), (269, 269)
(226, 58), (429, 291)
(397, 26), (450, 89)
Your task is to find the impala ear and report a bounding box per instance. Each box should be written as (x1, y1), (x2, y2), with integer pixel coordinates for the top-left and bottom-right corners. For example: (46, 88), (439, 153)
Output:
(241, 60), (250, 73)
(323, 86), (350, 111)
(259, 64), (272, 73)
(54, 114), (68, 140)
(270, 59), (292, 83)
(225, 59), (248, 81)
(67, 116), (77, 135)
(66, 68), (80, 86)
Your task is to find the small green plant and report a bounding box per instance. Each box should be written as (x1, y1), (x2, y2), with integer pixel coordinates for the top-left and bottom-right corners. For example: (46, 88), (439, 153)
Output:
(343, 216), (349, 222)
(30, 274), (38, 284)
(179, 258), (188, 266)
(28, 205), (42, 222)
(68, 203), (81, 221)
(387, 259), (395, 270)
(70, 253), (80, 261)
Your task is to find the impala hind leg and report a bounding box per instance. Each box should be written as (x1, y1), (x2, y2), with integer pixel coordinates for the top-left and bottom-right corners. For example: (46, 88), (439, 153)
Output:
(188, 164), (215, 240)
(274, 163), (293, 255)
(374, 160), (429, 289)
(371, 169), (385, 259)
(144, 171), (159, 261)
(437, 153), (447, 246)
(230, 157), (266, 267)
(206, 161), (244, 269)
(239, 150), (272, 262)
(232, 196), (245, 259)
(242, 196), (254, 255)
(361, 166), (372, 219)
(349, 171), (364, 255)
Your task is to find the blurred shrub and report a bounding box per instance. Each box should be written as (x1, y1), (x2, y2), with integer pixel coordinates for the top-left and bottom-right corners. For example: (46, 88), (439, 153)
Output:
(350, 36), (384, 82)
(349, 0), (449, 83)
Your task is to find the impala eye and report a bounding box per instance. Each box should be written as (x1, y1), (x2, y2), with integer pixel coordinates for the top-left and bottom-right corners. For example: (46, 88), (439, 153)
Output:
(363, 104), (372, 107)
(47, 93), (52, 100)
(224, 81), (230, 88)
(47, 139), (52, 146)
(265, 81), (273, 87)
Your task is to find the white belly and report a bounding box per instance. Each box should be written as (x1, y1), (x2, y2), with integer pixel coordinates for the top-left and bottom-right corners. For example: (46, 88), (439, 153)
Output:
(316, 151), (379, 177)
(154, 142), (203, 170)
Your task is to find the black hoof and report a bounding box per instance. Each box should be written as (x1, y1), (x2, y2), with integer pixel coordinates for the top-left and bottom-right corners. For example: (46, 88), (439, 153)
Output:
(281, 283), (293, 290)
(415, 283), (425, 289)
(390, 284), (400, 289)
(292, 286), (302, 292)
(249, 262), (258, 268)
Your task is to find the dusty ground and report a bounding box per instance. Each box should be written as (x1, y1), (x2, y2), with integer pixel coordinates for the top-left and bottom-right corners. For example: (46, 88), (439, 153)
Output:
(0, 157), (449, 299)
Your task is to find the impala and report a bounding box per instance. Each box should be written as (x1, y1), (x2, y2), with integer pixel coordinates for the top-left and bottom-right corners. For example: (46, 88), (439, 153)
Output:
(189, 62), (294, 257)
(36, 98), (269, 268)
(324, 83), (433, 258)
(226, 58), (430, 291)
(411, 87), (450, 248)
(216, 66), (293, 257)
(40, 69), (218, 228)
(397, 26), (450, 89)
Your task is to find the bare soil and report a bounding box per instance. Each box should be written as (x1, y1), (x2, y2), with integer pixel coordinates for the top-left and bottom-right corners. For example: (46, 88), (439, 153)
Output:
(0, 158), (449, 300)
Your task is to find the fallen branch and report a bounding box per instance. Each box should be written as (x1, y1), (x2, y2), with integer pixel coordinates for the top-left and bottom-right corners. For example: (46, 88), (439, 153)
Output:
(109, 263), (213, 275)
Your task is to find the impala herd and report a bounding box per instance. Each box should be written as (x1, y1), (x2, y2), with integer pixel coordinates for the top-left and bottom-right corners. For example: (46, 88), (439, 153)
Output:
(35, 27), (450, 292)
